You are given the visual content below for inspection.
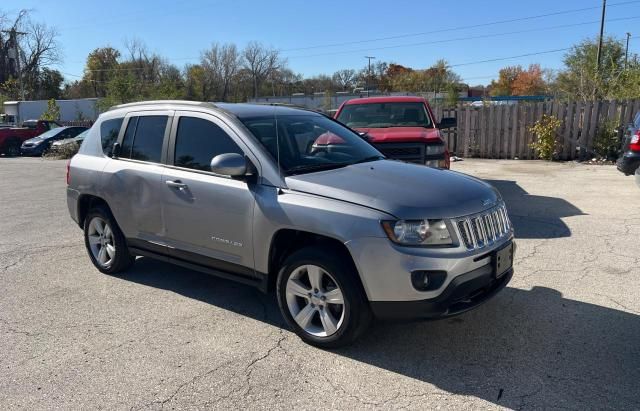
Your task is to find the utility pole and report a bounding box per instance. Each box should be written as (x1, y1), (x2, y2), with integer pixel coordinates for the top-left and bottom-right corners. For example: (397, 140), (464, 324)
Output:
(596, 0), (607, 71)
(625, 32), (631, 69)
(364, 56), (376, 97)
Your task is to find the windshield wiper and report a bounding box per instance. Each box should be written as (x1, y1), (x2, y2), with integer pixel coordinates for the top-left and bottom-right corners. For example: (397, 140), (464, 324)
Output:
(286, 163), (349, 175)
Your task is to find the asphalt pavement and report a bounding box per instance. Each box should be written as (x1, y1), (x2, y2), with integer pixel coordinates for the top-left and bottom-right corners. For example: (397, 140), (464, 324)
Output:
(1, 157), (639, 409)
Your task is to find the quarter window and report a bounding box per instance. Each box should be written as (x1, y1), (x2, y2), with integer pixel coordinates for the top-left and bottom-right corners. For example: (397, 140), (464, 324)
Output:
(174, 117), (243, 171)
(100, 118), (124, 156)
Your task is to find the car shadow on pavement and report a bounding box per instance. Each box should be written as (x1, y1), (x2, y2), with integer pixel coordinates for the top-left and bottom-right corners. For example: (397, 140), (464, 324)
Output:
(121, 258), (639, 409)
(485, 179), (585, 239)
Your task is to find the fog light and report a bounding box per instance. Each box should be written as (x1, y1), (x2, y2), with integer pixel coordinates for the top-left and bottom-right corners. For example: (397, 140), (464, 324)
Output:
(411, 270), (447, 291)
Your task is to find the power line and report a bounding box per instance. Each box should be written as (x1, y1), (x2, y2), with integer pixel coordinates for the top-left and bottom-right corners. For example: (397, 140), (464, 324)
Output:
(65, 14), (640, 76)
(286, 15), (640, 59)
(449, 47), (572, 67)
(281, 0), (640, 52)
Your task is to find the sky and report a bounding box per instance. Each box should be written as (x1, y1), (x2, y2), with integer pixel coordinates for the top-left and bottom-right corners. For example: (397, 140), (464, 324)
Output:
(9, 0), (640, 86)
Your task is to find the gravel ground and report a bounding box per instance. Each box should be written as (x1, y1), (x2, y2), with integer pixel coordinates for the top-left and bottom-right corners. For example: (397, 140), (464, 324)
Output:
(0, 157), (639, 410)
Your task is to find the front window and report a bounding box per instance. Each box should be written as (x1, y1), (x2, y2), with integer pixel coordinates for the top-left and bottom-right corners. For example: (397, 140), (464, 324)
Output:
(238, 114), (383, 175)
(337, 102), (433, 129)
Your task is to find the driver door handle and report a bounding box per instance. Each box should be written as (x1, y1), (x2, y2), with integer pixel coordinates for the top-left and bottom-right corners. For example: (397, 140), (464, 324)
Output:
(165, 180), (188, 190)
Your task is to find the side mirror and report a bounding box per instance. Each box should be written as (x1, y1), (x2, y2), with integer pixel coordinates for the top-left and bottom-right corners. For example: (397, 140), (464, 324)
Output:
(437, 117), (457, 129)
(210, 153), (247, 177)
(357, 131), (371, 141)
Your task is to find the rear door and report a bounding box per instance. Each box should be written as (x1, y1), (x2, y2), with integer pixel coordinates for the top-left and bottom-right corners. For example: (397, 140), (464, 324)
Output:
(161, 111), (257, 277)
(101, 111), (172, 250)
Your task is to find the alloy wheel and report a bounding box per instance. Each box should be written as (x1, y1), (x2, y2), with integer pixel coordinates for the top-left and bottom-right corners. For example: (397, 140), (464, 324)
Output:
(87, 217), (116, 268)
(285, 264), (345, 337)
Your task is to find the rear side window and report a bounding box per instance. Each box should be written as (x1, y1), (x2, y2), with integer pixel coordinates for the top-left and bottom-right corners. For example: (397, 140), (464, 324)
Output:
(173, 117), (243, 171)
(119, 116), (168, 163)
(100, 118), (123, 156)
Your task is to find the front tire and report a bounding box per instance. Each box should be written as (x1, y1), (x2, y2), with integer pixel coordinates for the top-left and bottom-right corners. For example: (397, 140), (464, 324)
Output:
(4, 139), (21, 157)
(276, 246), (371, 348)
(83, 206), (134, 274)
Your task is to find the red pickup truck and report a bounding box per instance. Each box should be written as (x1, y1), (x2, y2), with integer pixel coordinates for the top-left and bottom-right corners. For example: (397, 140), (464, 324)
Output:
(334, 96), (455, 168)
(0, 120), (62, 156)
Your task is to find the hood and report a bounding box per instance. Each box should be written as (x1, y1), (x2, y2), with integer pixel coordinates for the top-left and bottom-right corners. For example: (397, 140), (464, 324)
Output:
(285, 160), (500, 219)
(355, 127), (443, 143)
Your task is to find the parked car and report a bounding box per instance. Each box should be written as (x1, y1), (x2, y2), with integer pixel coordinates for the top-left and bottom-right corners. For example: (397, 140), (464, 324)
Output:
(67, 100), (514, 348)
(616, 111), (640, 176)
(334, 96), (454, 168)
(0, 119), (61, 156)
(50, 129), (89, 153)
(21, 126), (88, 156)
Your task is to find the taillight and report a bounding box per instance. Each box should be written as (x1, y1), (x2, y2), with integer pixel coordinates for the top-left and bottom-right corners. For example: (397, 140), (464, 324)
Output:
(630, 130), (640, 152)
(66, 160), (71, 185)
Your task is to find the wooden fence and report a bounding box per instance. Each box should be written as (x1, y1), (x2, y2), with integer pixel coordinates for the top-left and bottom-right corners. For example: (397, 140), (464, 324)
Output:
(432, 99), (640, 160)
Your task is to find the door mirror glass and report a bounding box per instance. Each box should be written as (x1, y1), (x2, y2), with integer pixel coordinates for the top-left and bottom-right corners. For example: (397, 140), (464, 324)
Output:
(437, 117), (457, 129)
(210, 153), (247, 177)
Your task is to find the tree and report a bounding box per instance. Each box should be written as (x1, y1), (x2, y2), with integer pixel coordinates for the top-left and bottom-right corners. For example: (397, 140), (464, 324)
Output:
(0, 9), (61, 99)
(241, 41), (283, 98)
(84, 47), (120, 97)
(201, 43), (240, 101)
(332, 69), (357, 91)
(184, 64), (208, 101)
(554, 36), (635, 101)
(40, 98), (60, 121)
(490, 66), (522, 96)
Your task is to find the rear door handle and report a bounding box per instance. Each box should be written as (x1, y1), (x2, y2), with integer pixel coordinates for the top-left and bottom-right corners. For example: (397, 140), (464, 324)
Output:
(165, 180), (188, 190)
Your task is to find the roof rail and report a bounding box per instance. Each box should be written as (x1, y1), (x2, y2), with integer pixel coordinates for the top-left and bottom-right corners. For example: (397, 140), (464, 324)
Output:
(108, 100), (217, 111)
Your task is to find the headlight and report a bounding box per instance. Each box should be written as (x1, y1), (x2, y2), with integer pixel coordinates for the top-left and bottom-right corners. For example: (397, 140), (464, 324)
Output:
(31, 140), (42, 146)
(425, 144), (445, 156)
(381, 219), (452, 246)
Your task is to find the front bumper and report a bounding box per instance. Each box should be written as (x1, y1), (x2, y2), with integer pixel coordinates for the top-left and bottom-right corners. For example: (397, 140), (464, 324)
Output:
(20, 145), (46, 156)
(346, 235), (514, 319)
(616, 151), (640, 175)
(370, 266), (512, 320)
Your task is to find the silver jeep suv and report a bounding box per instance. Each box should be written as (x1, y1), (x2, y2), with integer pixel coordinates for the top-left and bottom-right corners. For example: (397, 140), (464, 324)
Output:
(67, 100), (514, 348)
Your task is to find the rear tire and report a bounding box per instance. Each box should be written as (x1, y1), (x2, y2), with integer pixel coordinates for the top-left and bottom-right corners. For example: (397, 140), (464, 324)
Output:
(276, 246), (372, 348)
(83, 206), (134, 274)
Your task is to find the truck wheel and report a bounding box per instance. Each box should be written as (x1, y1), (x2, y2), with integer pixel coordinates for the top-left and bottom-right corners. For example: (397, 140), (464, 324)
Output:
(276, 246), (372, 348)
(5, 139), (21, 157)
(83, 206), (134, 274)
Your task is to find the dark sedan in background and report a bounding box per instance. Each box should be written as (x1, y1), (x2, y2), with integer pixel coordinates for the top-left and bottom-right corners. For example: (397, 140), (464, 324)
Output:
(20, 126), (88, 156)
(617, 111), (640, 176)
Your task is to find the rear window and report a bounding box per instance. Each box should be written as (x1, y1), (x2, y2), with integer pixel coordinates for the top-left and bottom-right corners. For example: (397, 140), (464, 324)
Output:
(337, 102), (432, 128)
(100, 118), (123, 156)
(119, 116), (168, 163)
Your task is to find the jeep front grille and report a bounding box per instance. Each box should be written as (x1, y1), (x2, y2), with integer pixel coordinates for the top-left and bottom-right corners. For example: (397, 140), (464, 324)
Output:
(456, 204), (511, 250)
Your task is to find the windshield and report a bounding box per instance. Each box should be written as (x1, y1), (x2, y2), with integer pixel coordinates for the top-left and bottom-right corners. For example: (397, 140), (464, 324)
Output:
(34, 128), (63, 139)
(74, 130), (89, 141)
(337, 102), (433, 129)
(238, 114), (383, 175)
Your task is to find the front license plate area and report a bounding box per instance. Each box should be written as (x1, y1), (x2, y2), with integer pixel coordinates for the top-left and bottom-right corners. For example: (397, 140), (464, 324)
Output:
(493, 242), (514, 278)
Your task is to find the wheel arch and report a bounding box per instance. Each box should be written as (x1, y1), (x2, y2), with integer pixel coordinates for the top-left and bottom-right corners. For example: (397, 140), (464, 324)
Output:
(77, 194), (112, 228)
(267, 229), (365, 295)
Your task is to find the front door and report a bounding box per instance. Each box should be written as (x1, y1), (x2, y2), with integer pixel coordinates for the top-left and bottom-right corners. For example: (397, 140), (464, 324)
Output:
(161, 112), (257, 277)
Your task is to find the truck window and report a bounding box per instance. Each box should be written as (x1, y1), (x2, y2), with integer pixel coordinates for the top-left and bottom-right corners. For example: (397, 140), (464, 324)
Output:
(100, 118), (124, 157)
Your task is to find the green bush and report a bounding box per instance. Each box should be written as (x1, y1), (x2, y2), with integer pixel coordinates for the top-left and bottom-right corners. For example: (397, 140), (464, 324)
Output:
(593, 119), (621, 161)
(529, 114), (562, 161)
